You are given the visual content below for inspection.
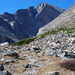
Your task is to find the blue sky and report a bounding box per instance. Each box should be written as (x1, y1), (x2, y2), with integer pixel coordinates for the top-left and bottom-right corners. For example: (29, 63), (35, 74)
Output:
(0, 0), (75, 14)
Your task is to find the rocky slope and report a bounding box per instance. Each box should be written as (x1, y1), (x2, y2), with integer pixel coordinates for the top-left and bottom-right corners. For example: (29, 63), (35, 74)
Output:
(37, 4), (75, 35)
(0, 3), (65, 43)
(0, 30), (75, 75)
(1, 3), (75, 75)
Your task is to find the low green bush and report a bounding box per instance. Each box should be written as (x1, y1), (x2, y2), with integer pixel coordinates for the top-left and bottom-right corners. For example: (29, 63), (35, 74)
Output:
(11, 37), (37, 46)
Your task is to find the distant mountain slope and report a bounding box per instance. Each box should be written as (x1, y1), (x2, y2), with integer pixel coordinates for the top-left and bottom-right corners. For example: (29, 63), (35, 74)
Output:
(37, 4), (75, 35)
(0, 3), (65, 43)
(0, 18), (19, 43)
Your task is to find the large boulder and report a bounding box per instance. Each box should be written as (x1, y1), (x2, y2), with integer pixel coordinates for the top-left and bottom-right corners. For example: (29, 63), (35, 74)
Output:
(0, 42), (9, 47)
(3, 49), (19, 58)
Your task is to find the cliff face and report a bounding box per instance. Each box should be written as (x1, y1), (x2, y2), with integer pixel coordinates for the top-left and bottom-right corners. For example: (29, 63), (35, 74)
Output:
(0, 3), (65, 43)
(0, 18), (18, 43)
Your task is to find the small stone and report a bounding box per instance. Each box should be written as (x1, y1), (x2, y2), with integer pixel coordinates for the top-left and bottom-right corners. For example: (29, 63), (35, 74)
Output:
(46, 71), (59, 75)
(23, 64), (31, 68)
(4, 60), (15, 64)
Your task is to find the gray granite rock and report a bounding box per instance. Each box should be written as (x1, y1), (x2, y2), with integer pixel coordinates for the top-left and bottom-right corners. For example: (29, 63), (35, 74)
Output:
(3, 49), (19, 58)
(4, 60), (15, 64)
(45, 71), (59, 75)
(33, 62), (45, 67)
(0, 42), (9, 47)
(23, 64), (31, 68)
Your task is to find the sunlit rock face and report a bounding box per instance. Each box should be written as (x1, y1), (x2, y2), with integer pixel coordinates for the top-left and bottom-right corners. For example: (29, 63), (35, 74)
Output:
(0, 3), (65, 43)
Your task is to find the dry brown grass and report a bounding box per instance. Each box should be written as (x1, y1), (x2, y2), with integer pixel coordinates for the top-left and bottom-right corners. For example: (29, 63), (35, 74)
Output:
(1, 47), (75, 75)
(38, 57), (62, 75)
(0, 60), (4, 65)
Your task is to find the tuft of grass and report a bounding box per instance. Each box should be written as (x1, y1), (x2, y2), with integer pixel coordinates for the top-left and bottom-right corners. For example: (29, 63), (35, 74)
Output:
(39, 27), (75, 38)
(72, 35), (75, 37)
(58, 27), (75, 32)
(39, 30), (60, 38)
(11, 37), (37, 46)
(0, 61), (4, 65)
(59, 59), (75, 71)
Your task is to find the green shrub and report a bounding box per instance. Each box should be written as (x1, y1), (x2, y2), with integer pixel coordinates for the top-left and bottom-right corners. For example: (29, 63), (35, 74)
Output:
(58, 27), (75, 32)
(11, 37), (37, 46)
(72, 35), (75, 37)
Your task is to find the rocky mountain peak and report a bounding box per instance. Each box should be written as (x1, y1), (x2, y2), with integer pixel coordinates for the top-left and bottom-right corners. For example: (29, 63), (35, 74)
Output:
(3, 12), (9, 15)
(3, 12), (14, 17)
(36, 3), (50, 13)
(0, 3), (65, 43)
(36, 3), (49, 9)
(67, 3), (75, 9)
(14, 9), (27, 15)
(36, 3), (65, 13)
(66, 4), (75, 13)
(27, 6), (34, 12)
(50, 5), (65, 13)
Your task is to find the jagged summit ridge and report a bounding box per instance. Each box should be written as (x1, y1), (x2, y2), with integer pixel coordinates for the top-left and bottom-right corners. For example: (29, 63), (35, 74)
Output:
(51, 5), (65, 13)
(36, 3), (65, 13)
